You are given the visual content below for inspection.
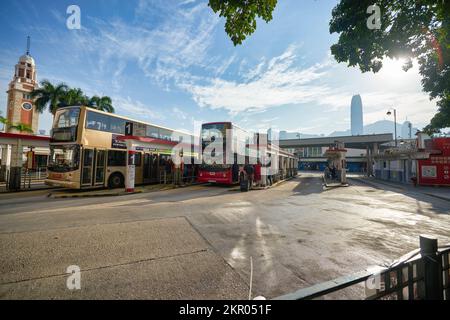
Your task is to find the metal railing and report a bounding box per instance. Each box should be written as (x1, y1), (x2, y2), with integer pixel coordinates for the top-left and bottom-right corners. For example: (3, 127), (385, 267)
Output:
(1, 167), (48, 191)
(275, 236), (450, 300)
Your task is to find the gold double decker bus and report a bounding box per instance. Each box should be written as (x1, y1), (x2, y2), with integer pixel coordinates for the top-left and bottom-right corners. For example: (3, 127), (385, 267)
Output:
(46, 106), (194, 189)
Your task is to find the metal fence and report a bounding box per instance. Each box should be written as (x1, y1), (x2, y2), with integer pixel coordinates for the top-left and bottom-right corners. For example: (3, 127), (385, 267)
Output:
(275, 236), (450, 300)
(2, 166), (48, 191)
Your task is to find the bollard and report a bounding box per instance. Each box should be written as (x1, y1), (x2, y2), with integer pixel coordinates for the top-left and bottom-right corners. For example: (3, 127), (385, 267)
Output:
(419, 235), (442, 300)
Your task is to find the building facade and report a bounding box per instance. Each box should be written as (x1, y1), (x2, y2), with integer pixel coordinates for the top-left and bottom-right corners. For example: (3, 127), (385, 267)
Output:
(6, 46), (39, 134)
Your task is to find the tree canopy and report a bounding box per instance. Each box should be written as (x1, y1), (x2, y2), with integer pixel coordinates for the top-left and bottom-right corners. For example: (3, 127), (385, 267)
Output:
(31, 80), (115, 114)
(210, 0), (449, 134)
(330, 0), (450, 134)
(208, 0), (278, 46)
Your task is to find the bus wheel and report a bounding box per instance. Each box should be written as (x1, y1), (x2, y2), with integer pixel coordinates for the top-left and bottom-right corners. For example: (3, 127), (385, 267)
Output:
(108, 173), (124, 189)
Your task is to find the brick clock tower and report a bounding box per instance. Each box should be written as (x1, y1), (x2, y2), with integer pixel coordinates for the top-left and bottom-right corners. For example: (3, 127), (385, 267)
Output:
(6, 37), (39, 134)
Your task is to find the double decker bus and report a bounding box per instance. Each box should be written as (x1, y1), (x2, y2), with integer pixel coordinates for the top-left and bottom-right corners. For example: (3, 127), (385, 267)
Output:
(198, 122), (247, 184)
(198, 122), (298, 185)
(45, 106), (195, 189)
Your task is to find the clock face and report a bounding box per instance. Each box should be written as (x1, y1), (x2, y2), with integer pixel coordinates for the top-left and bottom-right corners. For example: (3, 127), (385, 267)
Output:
(22, 102), (33, 111)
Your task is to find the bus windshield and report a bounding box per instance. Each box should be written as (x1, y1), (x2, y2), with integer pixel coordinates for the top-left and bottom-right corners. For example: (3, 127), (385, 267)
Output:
(54, 107), (80, 128)
(48, 145), (80, 172)
(201, 124), (226, 142)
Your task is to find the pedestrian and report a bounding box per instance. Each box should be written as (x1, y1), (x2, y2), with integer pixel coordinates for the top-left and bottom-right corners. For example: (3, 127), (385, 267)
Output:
(244, 161), (255, 189)
(232, 162), (239, 183)
(254, 160), (262, 186)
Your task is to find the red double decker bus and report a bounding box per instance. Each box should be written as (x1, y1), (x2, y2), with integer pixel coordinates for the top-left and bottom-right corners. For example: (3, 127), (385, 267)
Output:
(198, 122), (246, 184)
(198, 122), (298, 185)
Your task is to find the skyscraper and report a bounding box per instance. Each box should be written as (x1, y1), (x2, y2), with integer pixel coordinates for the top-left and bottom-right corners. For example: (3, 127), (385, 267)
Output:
(351, 95), (363, 136)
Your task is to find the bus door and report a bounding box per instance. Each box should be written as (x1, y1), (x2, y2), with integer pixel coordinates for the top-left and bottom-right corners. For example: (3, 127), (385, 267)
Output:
(94, 149), (107, 186)
(143, 153), (153, 183)
(81, 148), (106, 187)
(81, 148), (94, 187)
(143, 153), (159, 183)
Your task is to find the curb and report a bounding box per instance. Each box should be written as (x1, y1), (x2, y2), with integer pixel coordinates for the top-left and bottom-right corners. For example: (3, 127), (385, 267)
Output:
(50, 190), (143, 199)
(48, 183), (203, 198)
(0, 186), (58, 195)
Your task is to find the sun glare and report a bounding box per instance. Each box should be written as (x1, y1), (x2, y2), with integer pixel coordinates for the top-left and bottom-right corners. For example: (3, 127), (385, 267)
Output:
(381, 57), (411, 77)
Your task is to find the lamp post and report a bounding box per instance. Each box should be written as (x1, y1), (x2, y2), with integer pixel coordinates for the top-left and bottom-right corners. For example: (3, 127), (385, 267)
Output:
(387, 109), (397, 147)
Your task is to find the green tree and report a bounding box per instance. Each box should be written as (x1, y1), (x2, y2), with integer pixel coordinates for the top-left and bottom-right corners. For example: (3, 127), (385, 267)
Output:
(0, 111), (33, 133)
(208, 0), (278, 46)
(210, 1), (449, 133)
(329, 0), (450, 134)
(89, 96), (115, 113)
(58, 88), (89, 108)
(8, 123), (34, 134)
(31, 80), (68, 115)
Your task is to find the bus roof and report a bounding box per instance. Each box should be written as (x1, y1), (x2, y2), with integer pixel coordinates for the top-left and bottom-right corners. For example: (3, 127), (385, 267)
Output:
(58, 105), (195, 138)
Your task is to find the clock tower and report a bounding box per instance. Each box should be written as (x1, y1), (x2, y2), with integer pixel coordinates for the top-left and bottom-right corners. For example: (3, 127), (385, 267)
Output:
(6, 36), (39, 134)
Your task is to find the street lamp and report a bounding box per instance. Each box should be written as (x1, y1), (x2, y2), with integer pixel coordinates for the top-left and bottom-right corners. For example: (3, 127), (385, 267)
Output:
(387, 109), (397, 147)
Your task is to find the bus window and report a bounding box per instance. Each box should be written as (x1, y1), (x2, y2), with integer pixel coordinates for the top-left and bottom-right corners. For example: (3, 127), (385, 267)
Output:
(86, 111), (109, 131)
(107, 150), (126, 166)
(54, 108), (80, 128)
(109, 117), (125, 134)
(48, 145), (80, 172)
(159, 128), (172, 141)
(146, 126), (159, 138)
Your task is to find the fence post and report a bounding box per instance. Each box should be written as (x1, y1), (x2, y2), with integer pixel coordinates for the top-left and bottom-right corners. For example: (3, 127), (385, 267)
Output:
(419, 235), (442, 300)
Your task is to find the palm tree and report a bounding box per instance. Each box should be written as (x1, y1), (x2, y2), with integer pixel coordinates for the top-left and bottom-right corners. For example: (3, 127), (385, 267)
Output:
(0, 113), (8, 131)
(0, 111), (33, 133)
(31, 80), (68, 115)
(58, 88), (89, 108)
(89, 96), (115, 113)
(9, 123), (34, 134)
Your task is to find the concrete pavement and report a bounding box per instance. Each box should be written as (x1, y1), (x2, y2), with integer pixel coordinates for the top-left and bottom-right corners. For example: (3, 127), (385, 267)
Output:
(0, 217), (248, 299)
(0, 173), (449, 299)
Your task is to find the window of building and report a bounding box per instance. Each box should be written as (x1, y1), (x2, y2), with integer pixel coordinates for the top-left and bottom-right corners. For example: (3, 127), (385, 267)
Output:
(18, 69), (24, 77)
(107, 151), (126, 166)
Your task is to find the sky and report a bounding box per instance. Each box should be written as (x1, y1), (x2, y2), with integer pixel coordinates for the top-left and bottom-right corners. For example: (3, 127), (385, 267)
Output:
(0, 0), (439, 136)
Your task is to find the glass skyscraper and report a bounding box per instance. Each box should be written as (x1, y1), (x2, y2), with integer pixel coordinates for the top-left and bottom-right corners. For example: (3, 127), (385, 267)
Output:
(351, 94), (364, 135)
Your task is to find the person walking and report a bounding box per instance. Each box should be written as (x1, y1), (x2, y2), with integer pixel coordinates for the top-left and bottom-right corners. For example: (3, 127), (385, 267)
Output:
(244, 161), (255, 189)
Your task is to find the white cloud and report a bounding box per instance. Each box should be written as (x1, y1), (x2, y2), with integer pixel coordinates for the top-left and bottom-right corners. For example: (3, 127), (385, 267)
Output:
(113, 96), (165, 121)
(172, 107), (188, 120)
(181, 46), (332, 114)
(180, 45), (438, 129)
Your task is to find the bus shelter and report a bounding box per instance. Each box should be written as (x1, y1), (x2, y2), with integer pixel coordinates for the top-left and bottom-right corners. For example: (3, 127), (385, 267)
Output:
(0, 132), (50, 190)
(117, 135), (198, 192)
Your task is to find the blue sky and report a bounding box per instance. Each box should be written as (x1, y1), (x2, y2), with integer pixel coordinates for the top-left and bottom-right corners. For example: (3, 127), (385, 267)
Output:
(0, 0), (438, 136)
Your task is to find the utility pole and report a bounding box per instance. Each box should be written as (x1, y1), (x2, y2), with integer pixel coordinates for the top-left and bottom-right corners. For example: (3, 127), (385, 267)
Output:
(387, 109), (397, 147)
